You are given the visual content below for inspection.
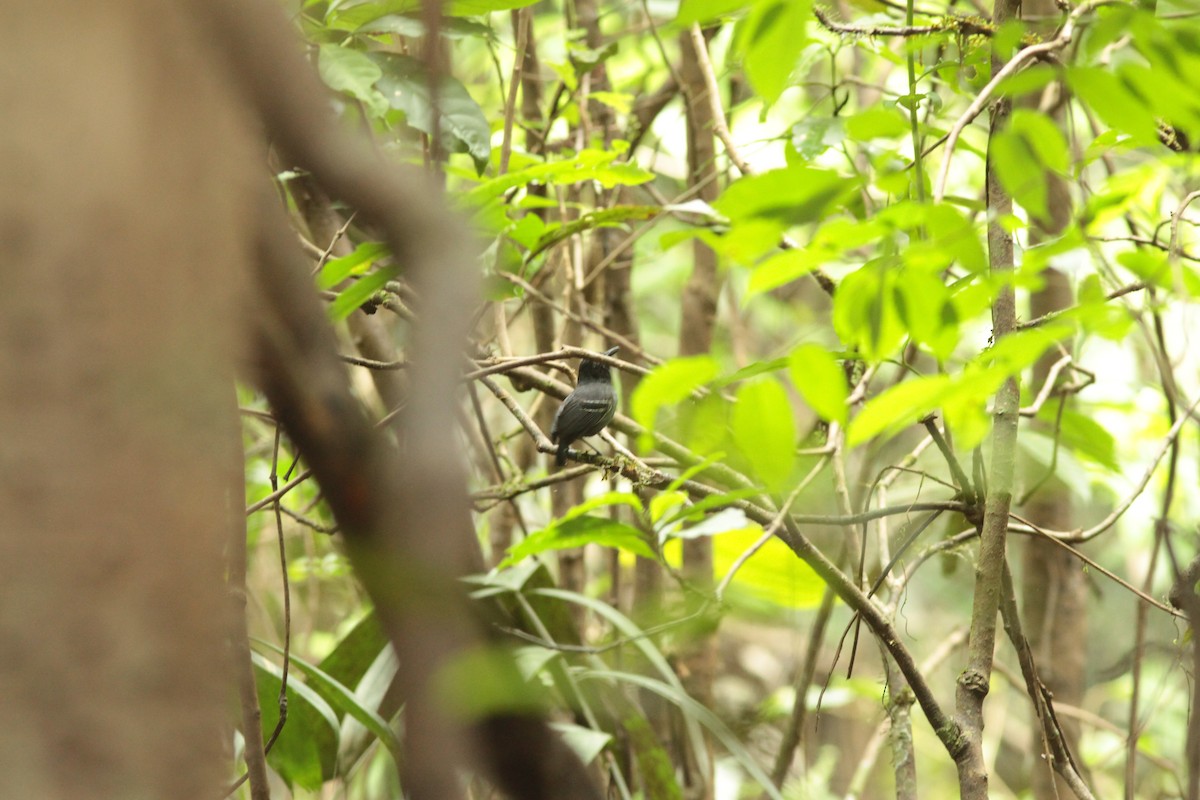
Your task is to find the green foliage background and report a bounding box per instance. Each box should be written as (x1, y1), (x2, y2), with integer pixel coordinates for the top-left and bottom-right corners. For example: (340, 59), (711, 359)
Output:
(236, 0), (1200, 796)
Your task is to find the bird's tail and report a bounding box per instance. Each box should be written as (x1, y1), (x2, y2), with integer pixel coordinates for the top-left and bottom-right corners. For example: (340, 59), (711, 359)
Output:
(555, 443), (568, 466)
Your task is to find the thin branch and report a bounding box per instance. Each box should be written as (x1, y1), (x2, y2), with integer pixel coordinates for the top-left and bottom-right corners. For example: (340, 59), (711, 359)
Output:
(262, 430), (292, 754)
(308, 210), (357, 277)
(688, 24), (753, 177)
(715, 456), (830, 599)
(921, 414), (978, 505)
(1016, 281), (1148, 331)
(933, 0), (1115, 204)
(465, 346), (651, 381)
(498, 6), (529, 176)
(340, 353), (406, 370)
(1011, 514), (1185, 619)
(1011, 394), (1200, 542)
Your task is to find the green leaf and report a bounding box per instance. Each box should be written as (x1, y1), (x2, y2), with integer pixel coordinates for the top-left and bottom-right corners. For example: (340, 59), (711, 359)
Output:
(737, 0), (814, 107)
(1037, 406), (1119, 472)
(318, 44), (386, 116)
(790, 117), (845, 160)
(715, 166), (853, 227)
(677, 0), (754, 24)
(251, 652), (340, 791)
(434, 645), (546, 719)
(631, 356), (720, 444)
(500, 515), (655, 568)
(527, 206), (659, 259)
(530, 588), (710, 772)
(748, 248), (831, 295)
(845, 106), (910, 141)
(559, 491), (646, 523)
(991, 128), (1048, 222)
(714, 528), (825, 608)
(658, 488), (765, 528)
(847, 374), (953, 446)
(327, 267), (398, 320)
(463, 149), (653, 207)
(579, 670), (785, 800)
(832, 261), (906, 362)
(254, 639), (401, 754)
(788, 344), (848, 424)
(892, 269), (959, 361)
(318, 613), (388, 692)
(370, 53), (491, 173)
(731, 379), (795, 490)
(711, 357), (790, 388)
(1067, 66), (1160, 145)
(331, 0), (536, 28)
(550, 722), (613, 765)
(317, 241), (389, 289)
(1009, 109), (1070, 173)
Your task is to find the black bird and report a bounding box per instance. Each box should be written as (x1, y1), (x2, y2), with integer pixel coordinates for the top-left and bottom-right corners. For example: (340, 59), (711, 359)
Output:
(550, 346), (619, 466)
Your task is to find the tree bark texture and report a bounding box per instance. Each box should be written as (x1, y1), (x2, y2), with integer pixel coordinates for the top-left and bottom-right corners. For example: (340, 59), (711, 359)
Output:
(0, 3), (256, 797)
(954, 0), (1022, 794)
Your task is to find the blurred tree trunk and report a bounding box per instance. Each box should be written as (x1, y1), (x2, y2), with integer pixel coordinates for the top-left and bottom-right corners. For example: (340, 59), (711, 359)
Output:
(1023, 269), (1088, 799)
(1017, 0), (1087, 787)
(0, 2), (255, 797)
(675, 26), (722, 800)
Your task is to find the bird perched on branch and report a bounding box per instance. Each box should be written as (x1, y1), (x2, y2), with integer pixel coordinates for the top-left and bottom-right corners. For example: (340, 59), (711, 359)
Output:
(550, 346), (619, 466)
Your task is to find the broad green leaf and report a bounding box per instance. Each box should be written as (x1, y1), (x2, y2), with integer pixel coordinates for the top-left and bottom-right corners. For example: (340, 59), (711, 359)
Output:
(788, 344), (848, 424)
(500, 515), (655, 568)
(254, 639), (401, 754)
(892, 270), (959, 361)
(658, 488), (765, 527)
(649, 491), (688, 526)
(1036, 406), (1119, 472)
(434, 645), (545, 718)
(982, 323), (1072, 375)
(559, 491), (645, 524)
(531, 588), (710, 772)
(1009, 109), (1070, 173)
(678, 393), (731, 456)
(631, 356), (720, 444)
(317, 241), (389, 289)
(371, 53), (491, 173)
(580, 670), (785, 800)
(737, 0), (814, 107)
(991, 128), (1049, 223)
(790, 117), (845, 160)
(673, 507), (755, 540)
(318, 44), (386, 116)
(731, 379), (795, 490)
(715, 166), (853, 227)
(318, 613), (388, 692)
(251, 652), (340, 791)
(677, 0), (754, 24)
(328, 267), (398, 320)
(847, 374), (953, 446)
(331, 0), (536, 28)
(712, 357), (790, 388)
(832, 261), (906, 362)
(1067, 66), (1159, 145)
(995, 64), (1057, 99)
(845, 106), (910, 141)
(748, 248), (831, 295)
(714, 528), (825, 608)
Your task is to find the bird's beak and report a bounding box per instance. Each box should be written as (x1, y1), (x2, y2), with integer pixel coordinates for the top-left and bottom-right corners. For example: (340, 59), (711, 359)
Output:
(604, 346), (619, 357)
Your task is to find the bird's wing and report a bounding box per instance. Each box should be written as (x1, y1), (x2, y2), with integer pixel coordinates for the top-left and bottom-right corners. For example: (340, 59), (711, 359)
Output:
(551, 393), (615, 443)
